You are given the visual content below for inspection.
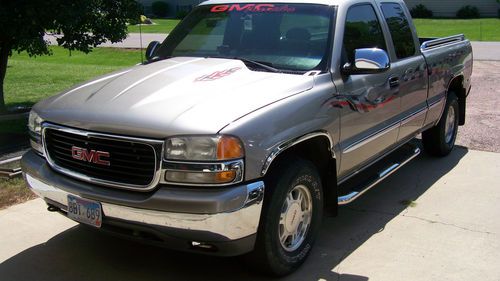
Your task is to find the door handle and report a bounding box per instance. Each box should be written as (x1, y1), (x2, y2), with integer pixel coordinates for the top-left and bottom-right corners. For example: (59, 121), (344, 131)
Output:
(389, 76), (400, 88)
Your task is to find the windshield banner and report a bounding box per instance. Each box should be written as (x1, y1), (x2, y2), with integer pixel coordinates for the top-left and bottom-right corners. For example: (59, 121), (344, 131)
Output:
(210, 4), (296, 13)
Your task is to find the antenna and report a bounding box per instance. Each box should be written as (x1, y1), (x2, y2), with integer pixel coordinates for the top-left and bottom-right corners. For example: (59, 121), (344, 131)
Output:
(139, 15), (144, 64)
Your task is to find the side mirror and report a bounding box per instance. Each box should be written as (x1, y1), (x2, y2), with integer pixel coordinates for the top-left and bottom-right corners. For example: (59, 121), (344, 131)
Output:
(342, 48), (390, 75)
(145, 41), (161, 61)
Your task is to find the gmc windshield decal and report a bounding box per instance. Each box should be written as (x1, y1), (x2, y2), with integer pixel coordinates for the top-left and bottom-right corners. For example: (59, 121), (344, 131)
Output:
(210, 4), (296, 13)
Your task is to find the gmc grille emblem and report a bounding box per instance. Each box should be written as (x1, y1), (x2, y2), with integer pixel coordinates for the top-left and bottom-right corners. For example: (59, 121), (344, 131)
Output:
(71, 146), (110, 166)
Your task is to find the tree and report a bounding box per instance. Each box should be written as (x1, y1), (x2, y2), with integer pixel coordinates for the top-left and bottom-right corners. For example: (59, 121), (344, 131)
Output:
(0, 0), (141, 113)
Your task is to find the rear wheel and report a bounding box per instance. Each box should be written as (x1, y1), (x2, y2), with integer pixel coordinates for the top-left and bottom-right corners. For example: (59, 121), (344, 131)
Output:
(247, 157), (323, 276)
(422, 92), (459, 157)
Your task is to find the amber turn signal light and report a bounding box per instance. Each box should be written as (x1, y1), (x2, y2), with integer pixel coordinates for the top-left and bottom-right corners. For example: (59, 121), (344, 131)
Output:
(217, 136), (244, 160)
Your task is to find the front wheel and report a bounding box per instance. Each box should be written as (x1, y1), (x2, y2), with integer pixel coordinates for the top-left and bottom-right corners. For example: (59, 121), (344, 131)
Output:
(247, 157), (323, 276)
(422, 92), (459, 157)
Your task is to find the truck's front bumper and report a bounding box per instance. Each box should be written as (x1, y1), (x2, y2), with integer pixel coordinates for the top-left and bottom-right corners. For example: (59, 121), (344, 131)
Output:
(21, 150), (265, 256)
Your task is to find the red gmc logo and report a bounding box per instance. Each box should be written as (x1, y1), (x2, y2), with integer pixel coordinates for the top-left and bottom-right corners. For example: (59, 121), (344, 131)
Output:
(210, 4), (295, 13)
(71, 146), (110, 166)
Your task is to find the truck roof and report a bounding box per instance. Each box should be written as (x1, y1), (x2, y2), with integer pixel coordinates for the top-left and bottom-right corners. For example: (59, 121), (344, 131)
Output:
(200, 0), (339, 7)
(199, 0), (405, 7)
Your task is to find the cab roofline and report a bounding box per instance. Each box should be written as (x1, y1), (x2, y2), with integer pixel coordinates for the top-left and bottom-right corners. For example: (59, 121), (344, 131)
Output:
(199, 0), (337, 6)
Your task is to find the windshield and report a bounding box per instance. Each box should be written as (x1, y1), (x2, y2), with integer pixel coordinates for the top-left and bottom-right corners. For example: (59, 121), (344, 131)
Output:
(155, 3), (333, 73)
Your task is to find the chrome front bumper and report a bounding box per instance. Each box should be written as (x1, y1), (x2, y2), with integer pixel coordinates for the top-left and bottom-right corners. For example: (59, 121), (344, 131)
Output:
(25, 174), (264, 241)
(22, 151), (265, 248)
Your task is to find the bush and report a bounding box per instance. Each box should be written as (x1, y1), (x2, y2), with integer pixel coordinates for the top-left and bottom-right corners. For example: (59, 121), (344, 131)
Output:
(151, 1), (169, 17)
(456, 5), (480, 19)
(176, 10), (190, 19)
(410, 4), (433, 18)
(127, 3), (144, 25)
(498, 0), (500, 18)
(129, 15), (150, 26)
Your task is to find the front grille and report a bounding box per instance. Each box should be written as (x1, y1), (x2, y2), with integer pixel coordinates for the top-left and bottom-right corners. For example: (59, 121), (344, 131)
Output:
(44, 127), (157, 188)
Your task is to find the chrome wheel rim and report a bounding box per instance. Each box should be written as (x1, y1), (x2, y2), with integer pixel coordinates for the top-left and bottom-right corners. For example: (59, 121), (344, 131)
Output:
(444, 106), (456, 144)
(279, 184), (313, 252)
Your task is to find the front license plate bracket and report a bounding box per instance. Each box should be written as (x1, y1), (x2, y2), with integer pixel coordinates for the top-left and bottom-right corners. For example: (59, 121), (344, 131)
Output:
(67, 195), (102, 228)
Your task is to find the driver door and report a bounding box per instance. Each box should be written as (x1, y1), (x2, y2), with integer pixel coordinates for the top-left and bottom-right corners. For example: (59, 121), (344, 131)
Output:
(335, 3), (401, 179)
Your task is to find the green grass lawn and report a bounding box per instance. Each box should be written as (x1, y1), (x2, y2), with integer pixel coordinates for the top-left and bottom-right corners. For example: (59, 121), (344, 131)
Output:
(5, 46), (141, 108)
(1, 46), (141, 133)
(127, 19), (180, 34)
(414, 18), (500, 41)
(0, 177), (36, 210)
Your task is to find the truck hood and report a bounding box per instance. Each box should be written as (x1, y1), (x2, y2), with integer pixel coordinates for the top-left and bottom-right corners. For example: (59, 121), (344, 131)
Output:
(35, 57), (314, 138)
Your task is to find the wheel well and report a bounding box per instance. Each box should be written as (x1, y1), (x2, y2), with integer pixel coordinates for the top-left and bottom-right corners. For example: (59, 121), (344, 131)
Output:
(264, 136), (338, 214)
(448, 75), (466, 125)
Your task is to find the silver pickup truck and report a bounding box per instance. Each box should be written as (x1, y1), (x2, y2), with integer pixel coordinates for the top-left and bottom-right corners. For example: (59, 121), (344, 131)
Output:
(22, 0), (472, 275)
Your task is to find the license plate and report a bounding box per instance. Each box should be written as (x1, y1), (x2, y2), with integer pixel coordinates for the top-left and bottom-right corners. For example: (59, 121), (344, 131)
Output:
(67, 195), (102, 228)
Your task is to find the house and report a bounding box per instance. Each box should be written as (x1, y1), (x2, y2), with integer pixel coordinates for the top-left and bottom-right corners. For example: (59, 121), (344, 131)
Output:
(404, 0), (499, 17)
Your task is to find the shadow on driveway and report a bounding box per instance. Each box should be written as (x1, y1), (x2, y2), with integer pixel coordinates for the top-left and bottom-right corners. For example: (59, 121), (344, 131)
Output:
(0, 145), (468, 281)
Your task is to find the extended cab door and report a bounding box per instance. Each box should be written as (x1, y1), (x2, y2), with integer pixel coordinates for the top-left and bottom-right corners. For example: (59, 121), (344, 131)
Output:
(379, 2), (429, 142)
(334, 3), (401, 179)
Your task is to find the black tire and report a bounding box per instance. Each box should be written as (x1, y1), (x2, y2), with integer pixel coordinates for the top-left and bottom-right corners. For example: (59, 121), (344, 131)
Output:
(422, 92), (459, 157)
(247, 157), (323, 276)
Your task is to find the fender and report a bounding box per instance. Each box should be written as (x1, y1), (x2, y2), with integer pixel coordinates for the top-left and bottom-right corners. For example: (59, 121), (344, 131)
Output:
(260, 131), (336, 176)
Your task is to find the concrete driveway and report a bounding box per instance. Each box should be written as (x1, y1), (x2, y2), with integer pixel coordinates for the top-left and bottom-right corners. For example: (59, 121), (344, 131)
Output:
(1, 148), (499, 281)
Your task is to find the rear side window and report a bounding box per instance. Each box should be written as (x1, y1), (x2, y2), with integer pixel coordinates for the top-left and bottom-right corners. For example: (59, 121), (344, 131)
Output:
(343, 4), (387, 63)
(381, 3), (416, 59)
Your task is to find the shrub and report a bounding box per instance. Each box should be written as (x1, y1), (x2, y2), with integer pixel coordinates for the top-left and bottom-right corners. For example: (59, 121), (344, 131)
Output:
(151, 1), (169, 17)
(498, 8), (500, 19)
(456, 5), (480, 19)
(129, 15), (153, 25)
(410, 4), (433, 18)
(176, 10), (190, 19)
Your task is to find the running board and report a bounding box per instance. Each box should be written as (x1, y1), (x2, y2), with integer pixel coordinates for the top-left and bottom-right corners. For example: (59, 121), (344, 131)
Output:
(338, 144), (421, 205)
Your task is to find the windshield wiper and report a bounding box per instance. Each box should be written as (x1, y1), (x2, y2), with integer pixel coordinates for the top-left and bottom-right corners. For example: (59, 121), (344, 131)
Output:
(233, 57), (282, 73)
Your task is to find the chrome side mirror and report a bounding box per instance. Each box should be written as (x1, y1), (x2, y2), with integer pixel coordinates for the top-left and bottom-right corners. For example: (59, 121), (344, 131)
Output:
(342, 48), (390, 75)
(145, 41), (161, 62)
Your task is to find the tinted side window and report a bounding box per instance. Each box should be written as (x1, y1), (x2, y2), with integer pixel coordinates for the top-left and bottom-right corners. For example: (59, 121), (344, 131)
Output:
(381, 3), (416, 59)
(343, 4), (387, 63)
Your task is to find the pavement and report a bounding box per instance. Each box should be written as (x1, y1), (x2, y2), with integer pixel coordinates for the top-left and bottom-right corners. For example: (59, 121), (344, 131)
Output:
(455, 61), (500, 153)
(470, 42), (500, 61)
(43, 33), (500, 61)
(44, 33), (166, 49)
(0, 148), (499, 281)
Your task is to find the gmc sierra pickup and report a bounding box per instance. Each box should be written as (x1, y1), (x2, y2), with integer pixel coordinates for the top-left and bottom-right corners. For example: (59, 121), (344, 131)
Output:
(22, 0), (472, 275)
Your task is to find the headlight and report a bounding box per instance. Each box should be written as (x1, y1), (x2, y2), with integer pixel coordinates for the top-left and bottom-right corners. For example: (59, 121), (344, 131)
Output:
(28, 110), (44, 156)
(165, 135), (244, 161)
(163, 135), (244, 185)
(28, 110), (43, 134)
